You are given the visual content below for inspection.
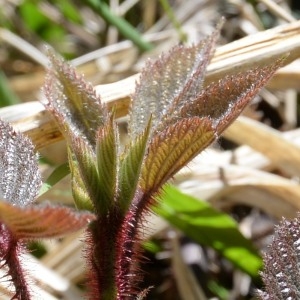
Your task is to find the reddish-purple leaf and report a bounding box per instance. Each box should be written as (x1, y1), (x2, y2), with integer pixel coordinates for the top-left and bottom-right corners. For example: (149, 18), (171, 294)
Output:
(177, 59), (284, 134)
(0, 201), (95, 239)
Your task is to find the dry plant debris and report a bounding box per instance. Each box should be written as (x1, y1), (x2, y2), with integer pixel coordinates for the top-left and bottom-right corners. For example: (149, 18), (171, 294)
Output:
(0, 0), (300, 299)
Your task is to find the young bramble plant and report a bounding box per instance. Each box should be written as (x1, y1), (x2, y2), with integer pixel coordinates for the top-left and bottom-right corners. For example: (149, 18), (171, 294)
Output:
(0, 25), (282, 300)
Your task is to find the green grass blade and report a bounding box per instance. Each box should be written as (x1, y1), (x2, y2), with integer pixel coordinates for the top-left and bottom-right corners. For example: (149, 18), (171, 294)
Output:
(159, 0), (187, 43)
(39, 162), (70, 196)
(84, 0), (153, 52)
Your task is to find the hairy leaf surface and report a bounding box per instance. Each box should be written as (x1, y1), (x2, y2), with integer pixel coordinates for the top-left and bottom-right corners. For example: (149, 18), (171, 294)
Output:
(118, 117), (151, 212)
(70, 137), (100, 210)
(258, 213), (300, 299)
(43, 52), (107, 146)
(0, 120), (41, 206)
(177, 60), (283, 133)
(140, 117), (214, 194)
(0, 201), (95, 239)
(96, 115), (119, 213)
(67, 147), (92, 210)
(129, 28), (219, 138)
(41, 26), (285, 300)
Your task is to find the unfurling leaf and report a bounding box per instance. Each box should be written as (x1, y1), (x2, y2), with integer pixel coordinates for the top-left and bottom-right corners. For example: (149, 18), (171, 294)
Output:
(43, 51), (108, 146)
(0, 119), (41, 206)
(69, 155), (94, 210)
(118, 117), (151, 213)
(0, 201), (95, 239)
(95, 114), (119, 213)
(70, 137), (100, 208)
(136, 58), (283, 200)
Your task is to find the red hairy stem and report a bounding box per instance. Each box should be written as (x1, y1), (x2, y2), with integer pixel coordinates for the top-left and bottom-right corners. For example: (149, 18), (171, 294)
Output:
(86, 203), (147, 300)
(116, 207), (143, 299)
(85, 208), (124, 300)
(0, 225), (31, 300)
(116, 189), (158, 299)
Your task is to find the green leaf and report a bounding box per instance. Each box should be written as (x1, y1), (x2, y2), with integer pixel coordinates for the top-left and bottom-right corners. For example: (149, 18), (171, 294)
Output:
(72, 180), (94, 211)
(39, 162), (70, 196)
(69, 155), (94, 211)
(19, 1), (48, 31)
(118, 117), (151, 213)
(155, 185), (262, 278)
(0, 71), (20, 107)
(141, 117), (215, 194)
(95, 115), (118, 213)
(84, 0), (153, 52)
(71, 138), (100, 210)
(57, 0), (82, 24)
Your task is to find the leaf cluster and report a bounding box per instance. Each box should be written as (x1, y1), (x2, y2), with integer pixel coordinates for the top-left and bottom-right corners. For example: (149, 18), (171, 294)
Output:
(42, 25), (281, 299)
(0, 24), (283, 299)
